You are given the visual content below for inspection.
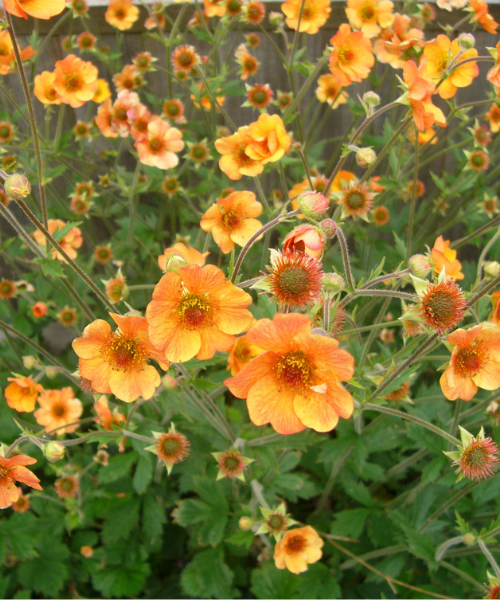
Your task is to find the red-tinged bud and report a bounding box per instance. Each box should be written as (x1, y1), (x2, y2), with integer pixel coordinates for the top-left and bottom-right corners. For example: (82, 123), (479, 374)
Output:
(409, 254), (432, 278)
(239, 517), (253, 530)
(44, 442), (65, 463)
(319, 218), (337, 239)
(32, 302), (48, 318)
(297, 192), (329, 220)
(4, 173), (30, 200)
(355, 147), (376, 168)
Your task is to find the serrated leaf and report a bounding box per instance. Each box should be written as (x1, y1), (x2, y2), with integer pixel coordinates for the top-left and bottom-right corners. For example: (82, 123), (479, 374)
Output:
(133, 454), (154, 494)
(102, 497), (141, 544)
(142, 495), (166, 544)
(18, 540), (70, 597)
(92, 562), (150, 598)
(181, 547), (235, 599)
(32, 258), (66, 278)
(331, 508), (370, 538)
(98, 451), (138, 484)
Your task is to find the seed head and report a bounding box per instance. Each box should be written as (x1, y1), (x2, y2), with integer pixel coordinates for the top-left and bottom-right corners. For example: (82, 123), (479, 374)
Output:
(420, 280), (466, 334)
(444, 427), (500, 482)
(146, 424), (190, 474)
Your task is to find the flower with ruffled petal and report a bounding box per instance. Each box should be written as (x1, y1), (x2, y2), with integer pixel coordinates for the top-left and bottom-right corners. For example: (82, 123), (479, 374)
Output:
(33, 219), (83, 262)
(4, 0), (66, 20)
(215, 126), (264, 180)
(0, 455), (42, 510)
(135, 117), (184, 169)
(34, 388), (83, 434)
(53, 54), (98, 109)
(345, 0), (394, 38)
(105, 0), (139, 30)
(431, 235), (464, 281)
(158, 242), (209, 271)
(4, 375), (44, 413)
(329, 24), (374, 87)
(274, 526), (324, 574)
(281, 0), (331, 34)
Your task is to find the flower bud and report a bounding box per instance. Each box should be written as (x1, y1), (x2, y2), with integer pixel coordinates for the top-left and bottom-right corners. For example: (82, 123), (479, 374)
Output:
(363, 91), (380, 108)
(355, 147), (376, 168)
(239, 516), (253, 530)
(484, 261), (500, 279)
(104, 272), (128, 304)
(162, 373), (178, 390)
(4, 173), (30, 200)
(268, 11), (284, 26)
(45, 366), (58, 379)
(457, 33), (475, 50)
(409, 254), (432, 278)
(462, 533), (475, 546)
(80, 546), (94, 558)
(44, 441), (65, 463)
(322, 273), (345, 293)
(32, 301), (48, 318)
(283, 225), (325, 259)
(319, 218), (337, 239)
(163, 253), (188, 273)
(94, 449), (109, 466)
(22, 355), (38, 370)
(297, 191), (329, 220)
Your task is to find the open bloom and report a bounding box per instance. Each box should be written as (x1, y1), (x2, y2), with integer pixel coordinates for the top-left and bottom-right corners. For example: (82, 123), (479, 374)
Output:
(225, 313), (355, 434)
(0, 30), (36, 75)
(159, 242), (209, 271)
(281, 0), (331, 34)
(215, 126), (264, 180)
(235, 44), (260, 80)
(34, 388), (83, 433)
(135, 117), (184, 169)
(105, 0), (140, 30)
(329, 24), (374, 87)
(0, 455), (42, 510)
(423, 35), (478, 100)
(283, 225), (325, 259)
(402, 60), (446, 132)
(315, 74), (348, 108)
(345, 0), (394, 38)
(440, 325), (500, 401)
(53, 54), (98, 109)
(246, 114), (291, 165)
(274, 526), (324, 574)
(469, 0), (498, 34)
(33, 219), (83, 262)
(146, 264), (253, 363)
(431, 236), (464, 281)
(200, 191), (262, 254)
(227, 334), (264, 375)
(4, 376), (44, 413)
(4, 0), (66, 19)
(34, 71), (61, 105)
(72, 313), (169, 403)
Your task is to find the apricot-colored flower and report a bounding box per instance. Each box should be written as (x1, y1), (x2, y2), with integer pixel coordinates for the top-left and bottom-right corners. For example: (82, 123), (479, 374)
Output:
(94, 395), (126, 429)
(34, 388), (83, 433)
(111, 89), (140, 137)
(487, 42), (500, 90)
(200, 191), (263, 254)
(227, 334), (264, 375)
(329, 24), (374, 87)
(0, 455), (41, 510)
(33, 219), (83, 262)
(159, 242), (209, 271)
(11, 487), (30, 513)
(424, 35), (478, 100)
(34, 71), (61, 105)
(315, 74), (348, 108)
(373, 13), (424, 68)
(113, 64), (140, 93)
(146, 264), (253, 363)
(4, 376), (44, 413)
(283, 225), (325, 259)
(403, 60), (446, 132)
(0, 30), (36, 75)
(95, 99), (118, 138)
(135, 117), (184, 169)
(225, 313), (355, 434)
(281, 0), (331, 34)
(203, 0), (226, 18)
(345, 0), (394, 38)
(469, 0), (498, 34)
(105, 0), (139, 30)
(235, 44), (259, 80)
(191, 82), (225, 112)
(440, 325), (500, 401)
(53, 54), (98, 108)
(491, 291), (500, 328)
(274, 526), (324, 574)
(486, 103), (500, 133)
(72, 313), (168, 403)
(431, 235), (464, 281)
(128, 102), (152, 142)
(246, 114), (291, 164)
(215, 126), (264, 180)
(4, 0), (66, 20)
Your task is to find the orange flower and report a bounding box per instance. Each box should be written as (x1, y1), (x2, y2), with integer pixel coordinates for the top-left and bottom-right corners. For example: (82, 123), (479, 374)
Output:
(95, 99), (118, 138)
(128, 102), (152, 142)
(491, 291), (500, 327)
(33, 219), (83, 262)
(486, 103), (500, 133)
(111, 90), (140, 137)
(235, 44), (259, 80)
(135, 117), (184, 169)
(4, 0), (66, 20)
(72, 313), (169, 403)
(469, 0), (498, 34)
(0, 455), (41, 510)
(283, 224), (325, 259)
(214, 126), (264, 180)
(431, 235), (464, 281)
(345, 0), (394, 38)
(146, 264), (253, 363)
(402, 60), (446, 132)
(424, 35), (479, 100)
(315, 74), (348, 108)
(4, 376), (44, 413)
(274, 526), (324, 574)
(227, 334), (264, 375)
(225, 313), (355, 434)
(105, 0), (140, 30)
(440, 325), (500, 401)
(0, 30), (36, 75)
(113, 64), (140, 93)
(329, 24), (374, 87)
(200, 191), (263, 254)
(11, 487), (30, 513)
(53, 54), (98, 108)
(34, 388), (83, 433)
(487, 42), (500, 90)
(281, 0), (331, 34)
(34, 71), (61, 105)
(373, 13), (424, 68)
(246, 114), (291, 165)
(94, 395), (126, 429)
(159, 242), (209, 271)
(203, 0), (226, 17)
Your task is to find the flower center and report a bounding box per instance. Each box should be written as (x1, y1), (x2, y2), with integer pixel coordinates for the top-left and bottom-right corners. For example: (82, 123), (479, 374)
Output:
(302, 3), (312, 18)
(178, 294), (211, 329)
(236, 143), (253, 166)
(162, 436), (182, 457)
(64, 74), (82, 92)
(275, 351), (314, 391)
(191, 144), (207, 160)
(275, 264), (310, 296)
(60, 478), (75, 492)
(346, 191), (364, 209)
(462, 441), (489, 469)
(437, 55), (449, 74)
(114, 107), (127, 121)
(122, 78), (134, 90)
(0, 45), (10, 57)
(101, 334), (148, 371)
(166, 102), (180, 116)
(338, 46), (354, 64)
(455, 339), (488, 377)
(286, 535), (306, 553)
(21, 386), (35, 397)
(268, 514), (286, 530)
(0, 126), (10, 138)
(243, 57), (257, 72)
(115, 8), (126, 19)
(227, 0), (242, 13)
(178, 51), (194, 67)
(52, 404), (67, 418)
(0, 466), (9, 479)
(221, 209), (240, 231)
(223, 455), (241, 472)
(135, 119), (148, 132)
(251, 90), (267, 105)
(149, 138), (164, 153)
(234, 341), (251, 362)
(360, 3), (376, 21)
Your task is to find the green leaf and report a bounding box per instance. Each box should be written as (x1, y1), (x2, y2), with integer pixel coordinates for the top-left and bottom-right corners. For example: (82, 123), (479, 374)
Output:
(330, 508), (371, 539)
(98, 451), (138, 484)
(251, 562), (297, 599)
(92, 562), (150, 598)
(173, 497), (228, 546)
(142, 495), (166, 544)
(181, 547), (235, 599)
(32, 257), (66, 278)
(293, 563), (341, 599)
(133, 454), (154, 494)
(102, 497), (141, 544)
(18, 540), (70, 597)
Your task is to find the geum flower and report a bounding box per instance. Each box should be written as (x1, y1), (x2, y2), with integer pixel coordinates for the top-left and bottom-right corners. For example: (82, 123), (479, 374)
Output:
(200, 191), (263, 254)
(146, 264), (253, 363)
(135, 117), (184, 169)
(4, 0), (66, 19)
(401, 60), (446, 132)
(158, 242), (209, 271)
(34, 388), (83, 433)
(72, 313), (169, 403)
(281, 0), (331, 34)
(469, 0), (498, 35)
(0, 30), (36, 75)
(440, 325), (500, 401)
(0, 455), (42, 510)
(33, 219), (83, 262)
(245, 113), (291, 165)
(225, 313), (355, 435)
(53, 54), (98, 109)
(4, 375), (44, 413)
(328, 24), (375, 87)
(215, 126), (264, 180)
(274, 526), (324, 574)
(431, 235), (464, 281)
(345, 0), (395, 38)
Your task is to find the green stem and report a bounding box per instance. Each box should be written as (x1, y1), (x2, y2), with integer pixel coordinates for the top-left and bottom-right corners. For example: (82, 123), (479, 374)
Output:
(406, 134), (419, 261)
(478, 538), (500, 580)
